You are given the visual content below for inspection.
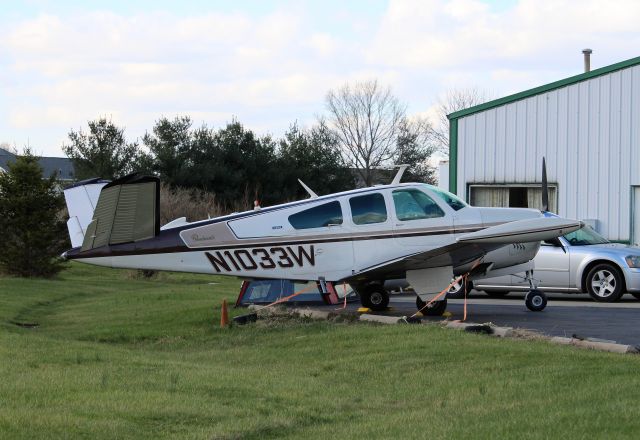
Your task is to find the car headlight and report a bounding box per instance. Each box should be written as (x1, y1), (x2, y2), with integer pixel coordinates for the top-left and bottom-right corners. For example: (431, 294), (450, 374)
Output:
(625, 255), (640, 268)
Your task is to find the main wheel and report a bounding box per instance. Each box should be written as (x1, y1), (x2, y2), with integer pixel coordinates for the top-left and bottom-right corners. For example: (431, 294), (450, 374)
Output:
(484, 290), (510, 298)
(631, 293), (640, 300)
(446, 278), (473, 299)
(525, 289), (547, 311)
(360, 284), (389, 311)
(416, 297), (448, 316)
(586, 263), (624, 302)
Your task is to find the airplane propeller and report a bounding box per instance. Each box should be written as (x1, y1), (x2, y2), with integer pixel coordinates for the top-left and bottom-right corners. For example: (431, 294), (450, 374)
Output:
(541, 157), (549, 213)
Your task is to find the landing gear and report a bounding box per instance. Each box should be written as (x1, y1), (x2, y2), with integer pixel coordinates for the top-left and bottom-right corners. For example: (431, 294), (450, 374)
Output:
(524, 269), (547, 312)
(525, 289), (547, 311)
(445, 278), (473, 299)
(416, 297), (448, 316)
(360, 284), (389, 311)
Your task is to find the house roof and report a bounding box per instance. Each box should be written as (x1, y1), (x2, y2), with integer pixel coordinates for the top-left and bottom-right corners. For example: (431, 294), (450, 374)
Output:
(0, 147), (75, 180)
(448, 54), (640, 120)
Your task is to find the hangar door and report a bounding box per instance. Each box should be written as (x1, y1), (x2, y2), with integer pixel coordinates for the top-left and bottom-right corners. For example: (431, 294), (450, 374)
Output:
(469, 184), (557, 212)
(632, 186), (640, 246)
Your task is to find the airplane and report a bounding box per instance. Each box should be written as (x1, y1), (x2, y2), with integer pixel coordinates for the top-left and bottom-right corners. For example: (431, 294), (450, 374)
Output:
(62, 162), (582, 316)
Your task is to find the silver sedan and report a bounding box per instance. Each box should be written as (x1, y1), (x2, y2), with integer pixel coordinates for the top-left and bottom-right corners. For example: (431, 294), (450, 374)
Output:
(452, 226), (640, 302)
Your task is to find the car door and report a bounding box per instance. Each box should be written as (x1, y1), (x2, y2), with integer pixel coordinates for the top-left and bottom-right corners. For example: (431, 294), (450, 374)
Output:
(511, 238), (571, 291)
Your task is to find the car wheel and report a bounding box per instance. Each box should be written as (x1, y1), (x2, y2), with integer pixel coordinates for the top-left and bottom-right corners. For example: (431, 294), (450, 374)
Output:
(586, 263), (624, 302)
(446, 278), (473, 299)
(416, 297), (448, 316)
(484, 290), (510, 298)
(361, 284), (389, 311)
(631, 293), (640, 300)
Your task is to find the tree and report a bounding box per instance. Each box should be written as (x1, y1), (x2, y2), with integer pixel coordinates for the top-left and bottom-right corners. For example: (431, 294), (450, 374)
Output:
(324, 79), (435, 186)
(276, 123), (354, 200)
(395, 117), (437, 184)
(432, 87), (492, 154)
(63, 118), (144, 180)
(0, 150), (67, 277)
(141, 116), (193, 185)
(205, 121), (279, 208)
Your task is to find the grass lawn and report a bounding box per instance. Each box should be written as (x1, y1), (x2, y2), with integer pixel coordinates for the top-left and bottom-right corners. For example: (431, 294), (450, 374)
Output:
(1, 263), (639, 439)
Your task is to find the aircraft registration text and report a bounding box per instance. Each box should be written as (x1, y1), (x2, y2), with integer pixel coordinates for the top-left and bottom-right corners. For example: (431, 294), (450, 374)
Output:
(205, 245), (315, 272)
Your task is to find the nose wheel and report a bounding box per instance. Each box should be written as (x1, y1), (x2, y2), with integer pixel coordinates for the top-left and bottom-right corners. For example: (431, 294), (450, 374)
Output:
(525, 289), (547, 311)
(523, 269), (547, 312)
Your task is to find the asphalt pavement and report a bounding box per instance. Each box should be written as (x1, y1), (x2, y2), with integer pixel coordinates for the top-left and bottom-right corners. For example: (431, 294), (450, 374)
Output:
(346, 291), (640, 346)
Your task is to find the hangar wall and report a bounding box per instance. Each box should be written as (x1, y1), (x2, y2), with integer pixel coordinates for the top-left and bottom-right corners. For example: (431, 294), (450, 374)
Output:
(449, 57), (640, 242)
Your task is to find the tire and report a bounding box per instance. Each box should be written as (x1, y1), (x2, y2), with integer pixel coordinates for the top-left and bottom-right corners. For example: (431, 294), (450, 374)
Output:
(631, 293), (640, 300)
(525, 289), (547, 312)
(361, 285), (389, 311)
(416, 297), (448, 316)
(585, 263), (624, 302)
(446, 278), (473, 299)
(484, 290), (510, 298)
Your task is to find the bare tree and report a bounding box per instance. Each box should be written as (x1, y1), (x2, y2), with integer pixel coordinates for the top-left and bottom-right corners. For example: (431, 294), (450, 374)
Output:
(432, 87), (492, 154)
(324, 80), (408, 186)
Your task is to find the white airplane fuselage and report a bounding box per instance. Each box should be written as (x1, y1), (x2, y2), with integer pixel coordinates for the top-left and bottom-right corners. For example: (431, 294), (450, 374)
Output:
(67, 183), (544, 282)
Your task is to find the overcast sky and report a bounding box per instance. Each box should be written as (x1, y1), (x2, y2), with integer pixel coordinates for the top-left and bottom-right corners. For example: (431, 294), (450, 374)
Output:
(1, 0), (639, 157)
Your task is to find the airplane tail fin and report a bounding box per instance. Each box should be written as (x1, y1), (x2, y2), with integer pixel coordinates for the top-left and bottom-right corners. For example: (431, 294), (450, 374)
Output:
(64, 174), (160, 250)
(64, 178), (110, 248)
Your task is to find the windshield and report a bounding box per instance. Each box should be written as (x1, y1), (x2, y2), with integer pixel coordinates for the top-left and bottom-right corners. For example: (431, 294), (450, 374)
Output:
(423, 185), (468, 211)
(563, 226), (609, 246)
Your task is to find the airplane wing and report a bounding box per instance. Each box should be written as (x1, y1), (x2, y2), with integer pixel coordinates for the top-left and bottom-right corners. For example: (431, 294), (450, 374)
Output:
(344, 217), (583, 282)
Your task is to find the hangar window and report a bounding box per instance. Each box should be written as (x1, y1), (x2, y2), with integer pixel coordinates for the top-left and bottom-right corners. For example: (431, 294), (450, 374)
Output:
(468, 185), (557, 212)
(288, 201), (343, 229)
(392, 189), (444, 221)
(349, 193), (387, 225)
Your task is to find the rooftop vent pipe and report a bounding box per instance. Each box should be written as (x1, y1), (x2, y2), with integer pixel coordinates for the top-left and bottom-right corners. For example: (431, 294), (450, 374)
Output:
(582, 48), (592, 72)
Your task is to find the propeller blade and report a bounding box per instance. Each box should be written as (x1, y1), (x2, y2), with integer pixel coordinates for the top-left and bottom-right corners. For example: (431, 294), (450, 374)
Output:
(541, 157), (549, 212)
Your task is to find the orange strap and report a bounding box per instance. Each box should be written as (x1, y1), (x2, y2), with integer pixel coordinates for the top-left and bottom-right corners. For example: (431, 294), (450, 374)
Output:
(462, 274), (469, 321)
(410, 276), (461, 318)
(335, 283), (348, 310)
(410, 258), (483, 320)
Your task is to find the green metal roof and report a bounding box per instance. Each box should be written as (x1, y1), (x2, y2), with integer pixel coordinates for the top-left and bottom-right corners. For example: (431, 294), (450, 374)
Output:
(448, 55), (640, 120)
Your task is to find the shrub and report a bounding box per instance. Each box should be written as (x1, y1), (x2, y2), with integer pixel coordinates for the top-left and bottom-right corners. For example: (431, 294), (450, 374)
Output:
(160, 183), (226, 225)
(0, 150), (68, 277)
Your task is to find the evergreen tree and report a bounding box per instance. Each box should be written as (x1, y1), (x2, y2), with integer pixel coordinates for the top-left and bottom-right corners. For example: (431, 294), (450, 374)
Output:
(0, 150), (67, 277)
(276, 123), (354, 200)
(63, 117), (143, 180)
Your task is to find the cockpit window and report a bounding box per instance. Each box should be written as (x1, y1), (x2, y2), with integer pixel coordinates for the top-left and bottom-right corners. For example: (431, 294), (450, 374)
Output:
(424, 185), (468, 211)
(393, 189), (444, 221)
(288, 201), (343, 229)
(563, 226), (609, 246)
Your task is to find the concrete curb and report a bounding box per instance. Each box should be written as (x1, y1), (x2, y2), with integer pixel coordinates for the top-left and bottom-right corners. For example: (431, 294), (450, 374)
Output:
(550, 336), (638, 354)
(292, 308), (332, 320)
(359, 314), (402, 325)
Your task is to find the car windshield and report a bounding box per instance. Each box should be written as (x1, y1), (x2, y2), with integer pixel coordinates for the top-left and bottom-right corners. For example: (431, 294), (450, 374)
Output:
(423, 185), (468, 211)
(563, 226), (609, 246)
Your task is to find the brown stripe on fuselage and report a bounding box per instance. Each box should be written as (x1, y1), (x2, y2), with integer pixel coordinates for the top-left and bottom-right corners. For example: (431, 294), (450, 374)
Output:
(66, 222), (505, 260)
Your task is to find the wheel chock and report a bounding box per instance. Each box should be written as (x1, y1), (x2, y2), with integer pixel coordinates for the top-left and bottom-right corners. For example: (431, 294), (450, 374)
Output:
(357, 307), (371, 313)
(442, 311), (453, 318)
